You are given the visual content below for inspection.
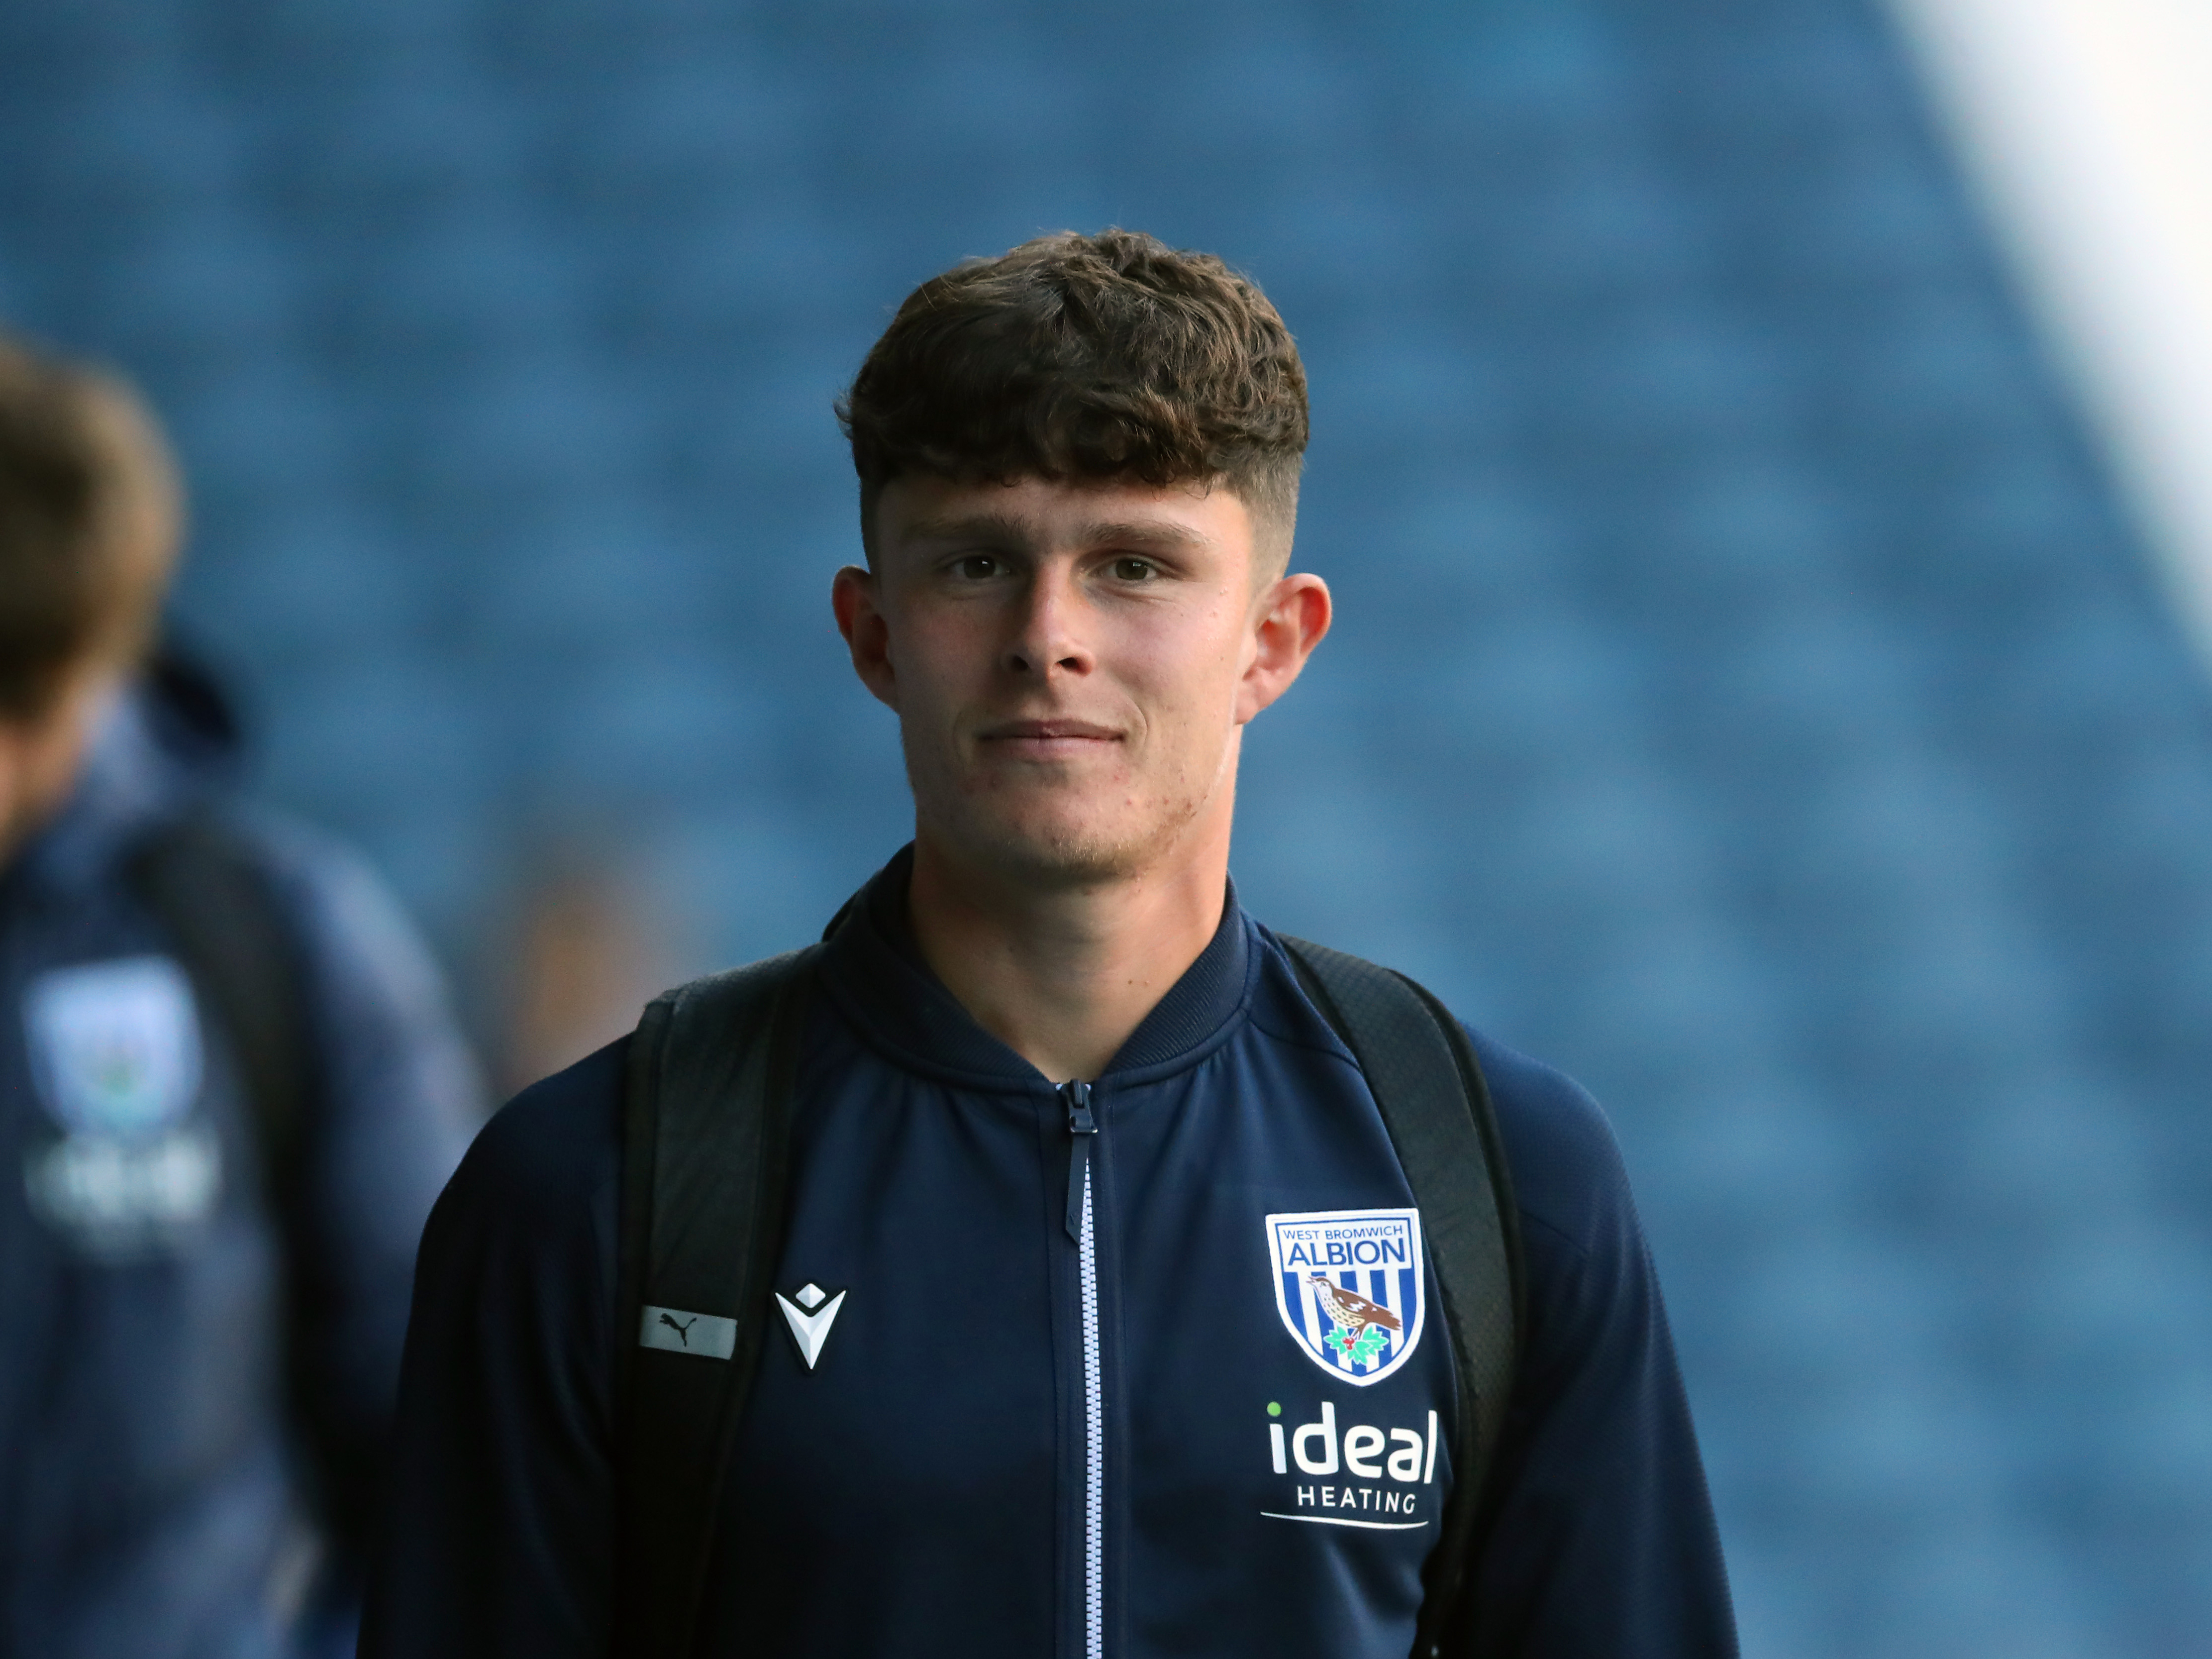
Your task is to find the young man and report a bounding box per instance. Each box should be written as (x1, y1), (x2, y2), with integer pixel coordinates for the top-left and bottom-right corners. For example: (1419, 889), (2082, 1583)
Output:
(0, 336), (481, 1657)
(364, 231), (1737, 1657)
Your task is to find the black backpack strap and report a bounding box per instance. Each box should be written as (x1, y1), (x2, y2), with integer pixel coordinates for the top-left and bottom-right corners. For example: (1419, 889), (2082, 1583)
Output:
(1278, 936), (1524, 1659)
(125, 817), (379, 1546)
(614, 945), (820, 1659)
(128, 815), (313, 1199)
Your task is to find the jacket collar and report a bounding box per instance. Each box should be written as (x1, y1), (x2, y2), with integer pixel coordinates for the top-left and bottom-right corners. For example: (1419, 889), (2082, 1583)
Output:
(815, 843), (1252, 1088)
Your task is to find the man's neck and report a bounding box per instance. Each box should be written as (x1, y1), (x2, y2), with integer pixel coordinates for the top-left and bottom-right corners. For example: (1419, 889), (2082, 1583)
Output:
(905, 830), (1230, 1084)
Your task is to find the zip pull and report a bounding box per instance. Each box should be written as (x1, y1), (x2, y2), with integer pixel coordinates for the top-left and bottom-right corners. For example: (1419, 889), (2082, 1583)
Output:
(1061, 1080), (1097, 1242)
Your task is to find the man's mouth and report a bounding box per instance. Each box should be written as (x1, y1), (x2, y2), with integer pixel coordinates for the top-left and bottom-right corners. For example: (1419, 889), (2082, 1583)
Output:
(976, 719), (1122, 757)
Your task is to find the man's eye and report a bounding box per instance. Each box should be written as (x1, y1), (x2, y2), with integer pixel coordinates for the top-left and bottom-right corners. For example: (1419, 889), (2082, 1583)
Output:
(1110, 557), (1156, 582)
(953, 555), (1003, 580)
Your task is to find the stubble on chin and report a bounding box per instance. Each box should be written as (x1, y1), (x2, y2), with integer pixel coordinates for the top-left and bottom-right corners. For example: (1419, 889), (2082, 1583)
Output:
(902, 739), (1207, 889)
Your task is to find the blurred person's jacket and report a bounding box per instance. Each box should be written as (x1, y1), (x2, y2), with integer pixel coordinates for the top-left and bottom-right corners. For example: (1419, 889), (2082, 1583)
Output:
(0, 662), (479, 1659)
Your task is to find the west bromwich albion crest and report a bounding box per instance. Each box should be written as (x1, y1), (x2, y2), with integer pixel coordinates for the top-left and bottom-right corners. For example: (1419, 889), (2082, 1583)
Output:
(25, 956), (203, 1137)
(21, 956), (218, 1253)
(1266, 1208), (1425, 1386)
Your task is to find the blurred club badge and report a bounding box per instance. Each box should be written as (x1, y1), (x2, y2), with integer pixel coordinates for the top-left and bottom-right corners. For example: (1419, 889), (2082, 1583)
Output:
(25, 955), (203, 1137)
(21, 956), (219, 1253)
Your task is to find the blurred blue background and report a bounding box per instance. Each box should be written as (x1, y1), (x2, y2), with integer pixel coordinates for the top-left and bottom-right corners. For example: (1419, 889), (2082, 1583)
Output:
(4, 0), (2211, 1652)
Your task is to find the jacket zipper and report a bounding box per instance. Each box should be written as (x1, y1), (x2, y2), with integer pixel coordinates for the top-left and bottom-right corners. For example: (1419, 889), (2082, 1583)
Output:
(1062, 1080), (1104, 1659)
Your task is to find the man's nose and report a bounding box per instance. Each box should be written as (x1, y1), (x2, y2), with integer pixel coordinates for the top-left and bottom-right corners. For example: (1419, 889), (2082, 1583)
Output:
(1002, 566), (1094, 679)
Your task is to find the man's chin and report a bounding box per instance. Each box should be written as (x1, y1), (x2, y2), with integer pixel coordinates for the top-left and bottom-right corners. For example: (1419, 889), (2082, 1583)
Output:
(939, 809), (1155, 888)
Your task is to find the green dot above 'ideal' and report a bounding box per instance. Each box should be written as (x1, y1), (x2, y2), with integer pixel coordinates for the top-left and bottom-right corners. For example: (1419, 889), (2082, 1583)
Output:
(1267, 1402), (1282, 1417)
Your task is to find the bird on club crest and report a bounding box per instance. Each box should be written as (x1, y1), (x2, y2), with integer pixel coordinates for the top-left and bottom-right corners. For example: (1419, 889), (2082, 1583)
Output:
(1307, 1271), (1403, 1358)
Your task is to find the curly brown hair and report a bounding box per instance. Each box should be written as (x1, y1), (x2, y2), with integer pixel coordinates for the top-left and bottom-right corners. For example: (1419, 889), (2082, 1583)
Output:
(0, 335), (180, 718)
(838, 229), (1308, 567)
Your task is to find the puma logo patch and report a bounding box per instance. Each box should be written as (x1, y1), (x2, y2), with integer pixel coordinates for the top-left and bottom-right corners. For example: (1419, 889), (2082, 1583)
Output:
(638, 1305), (736, 1360)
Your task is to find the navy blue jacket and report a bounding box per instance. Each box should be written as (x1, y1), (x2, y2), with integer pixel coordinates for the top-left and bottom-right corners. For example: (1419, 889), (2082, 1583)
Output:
(0, 682), (481, 1659)
(364, 851), (1734, 1658)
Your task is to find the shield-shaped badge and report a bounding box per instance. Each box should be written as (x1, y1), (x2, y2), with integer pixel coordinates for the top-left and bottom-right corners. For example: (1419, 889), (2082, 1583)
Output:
(24, 956), (204, 1138)
(1265, 1208), (1425, 1387)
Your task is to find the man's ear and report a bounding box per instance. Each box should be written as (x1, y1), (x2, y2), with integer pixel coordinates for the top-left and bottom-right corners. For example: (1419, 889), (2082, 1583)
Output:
(1235, 572), (1331, 726)
(832, 564), (900, 711)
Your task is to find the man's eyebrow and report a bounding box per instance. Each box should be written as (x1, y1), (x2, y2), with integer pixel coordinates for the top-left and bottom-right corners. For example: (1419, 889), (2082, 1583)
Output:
(1072, 518), (1217, 552)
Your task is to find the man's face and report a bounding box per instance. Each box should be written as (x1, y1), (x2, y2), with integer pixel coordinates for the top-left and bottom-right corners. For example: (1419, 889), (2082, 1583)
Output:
(833, 474), (1329, 887)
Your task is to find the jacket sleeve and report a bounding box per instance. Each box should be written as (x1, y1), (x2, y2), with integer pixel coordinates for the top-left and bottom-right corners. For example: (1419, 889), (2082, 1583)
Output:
(259, 828), (483, 1590)
(358, 1041), (625, 1659)
(1457, 1032), (1739, 1659)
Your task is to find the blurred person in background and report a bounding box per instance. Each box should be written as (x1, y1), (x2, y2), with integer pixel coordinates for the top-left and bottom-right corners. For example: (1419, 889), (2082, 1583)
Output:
(365, 232), (1734, 1658)
(0, 335), (481, 1658)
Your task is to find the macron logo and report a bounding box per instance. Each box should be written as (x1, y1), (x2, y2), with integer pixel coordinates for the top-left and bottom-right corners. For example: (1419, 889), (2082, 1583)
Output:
(773, 1283), (847, 1370)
